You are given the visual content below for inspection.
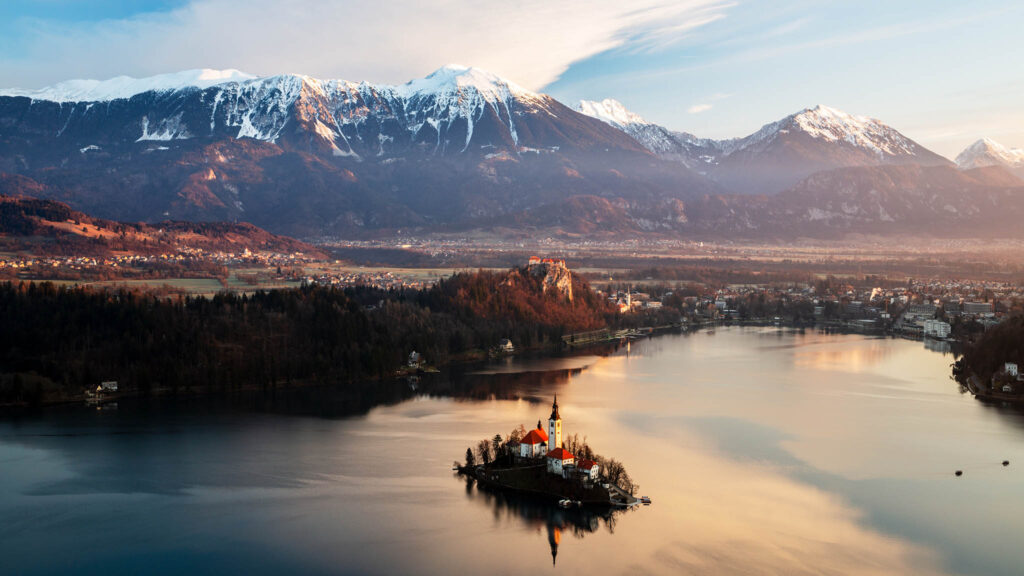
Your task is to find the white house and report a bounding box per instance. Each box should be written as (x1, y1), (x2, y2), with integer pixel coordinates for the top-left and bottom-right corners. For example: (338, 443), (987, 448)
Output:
(408, 351), (421, 367)
(1006, 363), (1019, 378)
(519, 428), (548, 458)
(499, 339), (515, 353)
(578, 459), (600, 482)
(99, 381), (118, 393)
(546, 447), (575, 475)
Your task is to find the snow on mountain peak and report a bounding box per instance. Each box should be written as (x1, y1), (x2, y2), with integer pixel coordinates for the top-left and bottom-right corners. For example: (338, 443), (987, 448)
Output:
(956, 137), (1024, 169)
(575, 99), (649, 128)
(782, 104), (917, 157)
(0, 69), (256, 102)
(393, 64), (535, 101)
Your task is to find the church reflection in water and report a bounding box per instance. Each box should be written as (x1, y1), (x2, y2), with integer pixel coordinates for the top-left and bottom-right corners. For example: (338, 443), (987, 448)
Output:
(460, 475), (631, 565)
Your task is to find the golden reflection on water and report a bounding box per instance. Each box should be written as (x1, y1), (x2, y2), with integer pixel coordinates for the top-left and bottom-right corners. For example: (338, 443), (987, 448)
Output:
(792, 337), (894, 372)
(445, 328), (1000, 574)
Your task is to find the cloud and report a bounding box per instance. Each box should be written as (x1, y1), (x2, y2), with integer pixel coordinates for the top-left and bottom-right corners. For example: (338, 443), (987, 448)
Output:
(688, 104), (713, 114)
(0, 0), (734, 90)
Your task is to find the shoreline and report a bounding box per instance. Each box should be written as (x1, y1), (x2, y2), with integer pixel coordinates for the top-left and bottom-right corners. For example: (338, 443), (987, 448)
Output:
(2, 320), (963, 413)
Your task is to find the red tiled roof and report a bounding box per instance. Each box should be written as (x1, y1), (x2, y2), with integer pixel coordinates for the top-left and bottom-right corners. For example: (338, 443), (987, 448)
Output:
(578, 459), (598, 471)
(521, 429), (548, 445)
(546, 447), (574, 461)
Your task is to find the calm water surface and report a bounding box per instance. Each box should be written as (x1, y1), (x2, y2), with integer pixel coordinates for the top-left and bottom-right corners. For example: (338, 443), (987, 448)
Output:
(2, 328), (1023, 575)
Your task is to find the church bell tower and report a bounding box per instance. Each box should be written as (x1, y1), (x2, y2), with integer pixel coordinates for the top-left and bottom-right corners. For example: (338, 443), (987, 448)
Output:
(548, 396), (562, 451)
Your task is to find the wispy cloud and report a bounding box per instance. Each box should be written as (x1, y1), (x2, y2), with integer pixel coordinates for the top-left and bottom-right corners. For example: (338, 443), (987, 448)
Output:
(688, 104), (713, 114)
(0, 0), (735, 90)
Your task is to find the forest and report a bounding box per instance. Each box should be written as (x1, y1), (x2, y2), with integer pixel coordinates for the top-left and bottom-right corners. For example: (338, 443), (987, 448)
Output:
(952, 315), (1024, 387)
(0, 267), (615, 406)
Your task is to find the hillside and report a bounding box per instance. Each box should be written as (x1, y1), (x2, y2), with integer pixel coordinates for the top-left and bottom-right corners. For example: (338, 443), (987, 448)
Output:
(0, 192), (322, 257)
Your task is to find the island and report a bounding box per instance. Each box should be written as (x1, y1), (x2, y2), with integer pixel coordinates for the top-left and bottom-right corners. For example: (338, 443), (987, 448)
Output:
(456, 396), (640, 507)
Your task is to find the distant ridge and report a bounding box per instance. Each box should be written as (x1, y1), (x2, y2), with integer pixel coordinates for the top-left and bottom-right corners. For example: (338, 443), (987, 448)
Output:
(577, 100), (950, 194)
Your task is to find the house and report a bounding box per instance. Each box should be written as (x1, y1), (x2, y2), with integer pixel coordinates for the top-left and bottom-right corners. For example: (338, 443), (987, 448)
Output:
(99, 381), (118, 393)
(408, 351), (421, 368)
(546, 447), (575, 476)
(578, 459), (600, 481)
(1006, 363), (1019, 378)
(519, 428), (549, 458)
(499, 339), (515, 353)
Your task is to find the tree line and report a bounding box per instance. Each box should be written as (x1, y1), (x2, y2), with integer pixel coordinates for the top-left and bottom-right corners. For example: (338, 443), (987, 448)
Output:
(0, 267), (614, 405)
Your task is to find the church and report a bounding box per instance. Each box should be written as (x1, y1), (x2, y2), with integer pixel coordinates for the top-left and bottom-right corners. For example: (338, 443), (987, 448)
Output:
(514, 396), (598, 480)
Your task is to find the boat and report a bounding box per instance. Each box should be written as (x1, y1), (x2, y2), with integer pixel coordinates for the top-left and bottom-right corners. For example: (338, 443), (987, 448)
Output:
(640, 496), (652, 505)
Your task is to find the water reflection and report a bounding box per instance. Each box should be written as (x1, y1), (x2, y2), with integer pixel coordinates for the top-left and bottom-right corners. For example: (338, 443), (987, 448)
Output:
(460, 475), (629, 566)
(792, 335), (894, 372)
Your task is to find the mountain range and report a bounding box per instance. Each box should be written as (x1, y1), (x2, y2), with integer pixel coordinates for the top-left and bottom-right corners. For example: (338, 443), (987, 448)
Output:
(0, 66), (1021, 240)
(576, 99), (952, 194)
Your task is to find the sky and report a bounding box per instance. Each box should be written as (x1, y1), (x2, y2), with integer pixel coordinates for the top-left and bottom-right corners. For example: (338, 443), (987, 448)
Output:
(0, 0), (1021, 158)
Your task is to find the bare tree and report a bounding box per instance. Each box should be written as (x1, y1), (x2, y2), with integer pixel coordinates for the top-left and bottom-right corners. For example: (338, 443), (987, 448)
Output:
(477, 438), (492, 466)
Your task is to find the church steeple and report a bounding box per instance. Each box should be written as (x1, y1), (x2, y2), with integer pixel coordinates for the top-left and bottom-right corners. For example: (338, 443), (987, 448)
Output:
(548, 396), (562, 451)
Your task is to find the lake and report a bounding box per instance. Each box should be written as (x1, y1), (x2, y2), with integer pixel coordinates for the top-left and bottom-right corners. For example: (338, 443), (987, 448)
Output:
(2, 327), (1022, 575)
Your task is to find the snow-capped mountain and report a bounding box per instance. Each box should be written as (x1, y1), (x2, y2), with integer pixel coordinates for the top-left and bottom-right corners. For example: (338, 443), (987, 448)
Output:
(1, 65), (637, 157)
(3, 66), (1021, 240)
(577, 101), (950, 194)
(0, 65), (717, 236)
(711, 105), (950, 194)
(955, 138), (1024, 179)
(0, 69), (256, 103)
(574, 99), (721, 169)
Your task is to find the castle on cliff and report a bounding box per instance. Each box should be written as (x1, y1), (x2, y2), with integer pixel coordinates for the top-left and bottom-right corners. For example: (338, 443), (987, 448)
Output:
(526, 257), (573, 301)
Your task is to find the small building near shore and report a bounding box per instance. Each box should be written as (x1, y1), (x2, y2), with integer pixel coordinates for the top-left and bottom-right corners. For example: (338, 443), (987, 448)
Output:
(499, 339), (515, 353)
(546, 447), (575, 476)
(578, 459), (600, 481)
